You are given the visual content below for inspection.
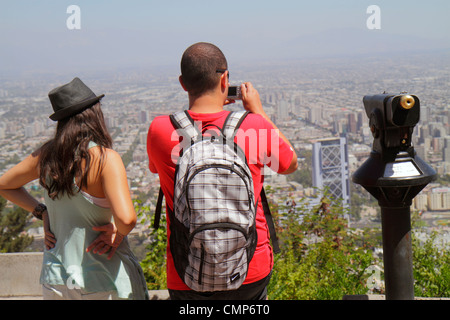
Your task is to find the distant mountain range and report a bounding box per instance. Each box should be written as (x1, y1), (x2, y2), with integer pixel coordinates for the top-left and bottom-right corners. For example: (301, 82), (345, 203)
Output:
(265, 27), (450, 60)
(1, 26), (449, 78)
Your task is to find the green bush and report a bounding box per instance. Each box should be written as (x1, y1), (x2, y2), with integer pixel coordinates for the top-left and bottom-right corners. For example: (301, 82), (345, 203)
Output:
(267, 191), (378, 300)
(0, 196), (34, 253)
(135, 200), (167, 290)
(412, 219), (450, 298)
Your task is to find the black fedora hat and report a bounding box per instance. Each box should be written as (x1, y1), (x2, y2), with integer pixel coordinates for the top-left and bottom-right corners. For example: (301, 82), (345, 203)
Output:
(48, 77), (105, 121)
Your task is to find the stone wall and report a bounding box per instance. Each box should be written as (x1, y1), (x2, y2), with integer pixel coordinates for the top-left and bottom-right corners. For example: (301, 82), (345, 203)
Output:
(0, 252), (169, 300)
(0, 252), (43, 298)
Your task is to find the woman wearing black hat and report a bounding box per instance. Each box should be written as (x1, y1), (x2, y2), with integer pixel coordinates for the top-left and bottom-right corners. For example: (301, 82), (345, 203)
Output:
(0, 78), (148, 300)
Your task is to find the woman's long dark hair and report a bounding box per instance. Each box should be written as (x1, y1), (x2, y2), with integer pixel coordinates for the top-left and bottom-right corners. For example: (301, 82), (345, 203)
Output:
(38, 103), (113, 200)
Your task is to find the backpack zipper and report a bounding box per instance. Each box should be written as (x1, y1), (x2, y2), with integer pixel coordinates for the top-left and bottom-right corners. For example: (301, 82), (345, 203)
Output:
(198, 243), (205, 285)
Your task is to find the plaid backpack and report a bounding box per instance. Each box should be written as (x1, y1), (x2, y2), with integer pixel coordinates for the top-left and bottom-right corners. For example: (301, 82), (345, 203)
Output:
(153, 110), (279, 292)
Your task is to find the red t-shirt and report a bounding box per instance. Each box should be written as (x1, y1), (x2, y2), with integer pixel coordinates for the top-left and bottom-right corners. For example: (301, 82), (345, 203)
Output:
(147, 110), (294, 290)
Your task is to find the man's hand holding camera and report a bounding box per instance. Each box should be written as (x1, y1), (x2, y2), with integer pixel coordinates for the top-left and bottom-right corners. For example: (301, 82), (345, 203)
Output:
(237, 82), (297, 174)
(240, 82), (266, 117)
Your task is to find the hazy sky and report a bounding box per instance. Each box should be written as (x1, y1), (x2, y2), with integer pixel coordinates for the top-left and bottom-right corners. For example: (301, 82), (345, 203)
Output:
(1, 0), (449, 76)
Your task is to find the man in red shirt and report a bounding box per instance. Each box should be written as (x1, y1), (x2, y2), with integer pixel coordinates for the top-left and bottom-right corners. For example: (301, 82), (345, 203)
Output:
(147, 42), (298, 299)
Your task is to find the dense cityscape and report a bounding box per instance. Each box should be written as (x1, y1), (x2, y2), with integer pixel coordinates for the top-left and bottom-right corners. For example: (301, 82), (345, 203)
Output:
(0, 50), (449, 248)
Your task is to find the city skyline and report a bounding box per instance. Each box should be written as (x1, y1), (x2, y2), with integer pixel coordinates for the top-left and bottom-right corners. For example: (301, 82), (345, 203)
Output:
(0, 50), (449, 247)
(0, 2), (449, 225)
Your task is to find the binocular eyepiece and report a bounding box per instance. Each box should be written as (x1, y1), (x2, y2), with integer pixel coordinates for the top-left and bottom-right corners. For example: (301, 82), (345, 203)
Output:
(399, 95), (415, 110)
(363, 93), (420, 156)
(363, 93), (420, 130)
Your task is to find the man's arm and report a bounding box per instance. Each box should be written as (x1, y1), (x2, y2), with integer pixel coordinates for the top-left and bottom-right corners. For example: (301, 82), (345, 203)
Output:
(146, 121), (159, 174)
(240, 82), (298, 174)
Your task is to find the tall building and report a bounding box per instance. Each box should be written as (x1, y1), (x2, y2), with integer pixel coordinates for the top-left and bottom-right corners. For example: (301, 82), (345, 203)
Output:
(308, 106), (322, 124)
(347, 113), (357, 134)
(277, 100), (289, 120)
(444, 136), (450, 163)
(312, 137), (350, 207)
(428, 187), (450, 211)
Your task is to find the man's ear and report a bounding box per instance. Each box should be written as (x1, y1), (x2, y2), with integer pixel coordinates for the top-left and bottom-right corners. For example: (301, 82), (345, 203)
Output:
(220, 70), (229, 90)
(179, 75), (187, 92)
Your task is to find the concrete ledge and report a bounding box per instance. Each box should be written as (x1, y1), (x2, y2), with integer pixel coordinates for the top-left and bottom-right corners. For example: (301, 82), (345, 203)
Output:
(0, 252), (43, 297)
(0, 291), (170, 300)
(148, 290), (170, 300)
(343, 294), (385, 300)
(0, 295), (43, 300)
(343, 294), (450, 300)
(0, 252), (170, 300)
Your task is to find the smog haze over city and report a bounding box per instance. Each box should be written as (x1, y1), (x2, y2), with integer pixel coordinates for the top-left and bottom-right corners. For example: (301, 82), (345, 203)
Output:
(1, 0), (450, 241)
(1, 0), (450, 75)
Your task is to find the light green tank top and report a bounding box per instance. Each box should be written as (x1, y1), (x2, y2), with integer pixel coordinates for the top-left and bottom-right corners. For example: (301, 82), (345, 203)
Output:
(39, 142), (148, 299)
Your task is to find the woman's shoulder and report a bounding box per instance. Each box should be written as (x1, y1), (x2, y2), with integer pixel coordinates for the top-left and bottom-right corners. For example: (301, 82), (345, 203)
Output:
(88, 145), (121, 161)
(87, 145), (124, 178)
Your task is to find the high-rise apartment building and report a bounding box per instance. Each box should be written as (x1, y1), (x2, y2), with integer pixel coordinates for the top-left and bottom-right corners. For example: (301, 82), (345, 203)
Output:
(277, 99), (289, 120)
(312, 137), (350, 207)
(444, 136), (450, 163)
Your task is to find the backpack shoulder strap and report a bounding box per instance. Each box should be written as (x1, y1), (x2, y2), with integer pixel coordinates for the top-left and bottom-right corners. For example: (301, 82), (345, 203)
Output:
(170, 110), (202, 143)
(153, 187), (164, 229)
(261, 187), (281, 254)
(154, 111), (196, 229)
(222, 110), (249, 139)
(222, 111), (280, 253)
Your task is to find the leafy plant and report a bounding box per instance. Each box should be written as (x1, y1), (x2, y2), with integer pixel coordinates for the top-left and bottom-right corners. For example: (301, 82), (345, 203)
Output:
(135, 198), (167, 290)
(412, 216), (450, 298)
(267, 190), (378, 300)
(0, 196), (34, 253)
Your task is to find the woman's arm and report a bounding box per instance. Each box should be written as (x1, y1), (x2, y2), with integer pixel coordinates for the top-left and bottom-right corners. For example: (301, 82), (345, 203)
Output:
(0, 152), (56, 249)
(100, 149), (137, 236)
(86, 148), (137, 259)
(0, 153), (40, 210)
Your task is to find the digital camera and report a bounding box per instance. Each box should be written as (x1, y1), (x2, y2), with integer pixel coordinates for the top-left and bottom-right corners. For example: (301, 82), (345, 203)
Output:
(227, 85), (242, 100)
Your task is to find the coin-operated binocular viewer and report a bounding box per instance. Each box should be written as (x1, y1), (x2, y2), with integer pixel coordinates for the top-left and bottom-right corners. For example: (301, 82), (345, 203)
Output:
(352, 93), (436, 300)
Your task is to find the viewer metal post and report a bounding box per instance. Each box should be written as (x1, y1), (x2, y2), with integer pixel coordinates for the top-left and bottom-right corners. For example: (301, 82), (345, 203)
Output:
(352, 93), (436, 300)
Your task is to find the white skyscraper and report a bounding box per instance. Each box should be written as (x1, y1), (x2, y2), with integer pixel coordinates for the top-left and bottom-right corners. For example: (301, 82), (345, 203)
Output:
(312, 137), (350, 207)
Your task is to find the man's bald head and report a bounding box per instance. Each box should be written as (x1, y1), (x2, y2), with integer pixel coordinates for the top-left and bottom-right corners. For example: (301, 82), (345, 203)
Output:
(180, 42), (228, 97)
